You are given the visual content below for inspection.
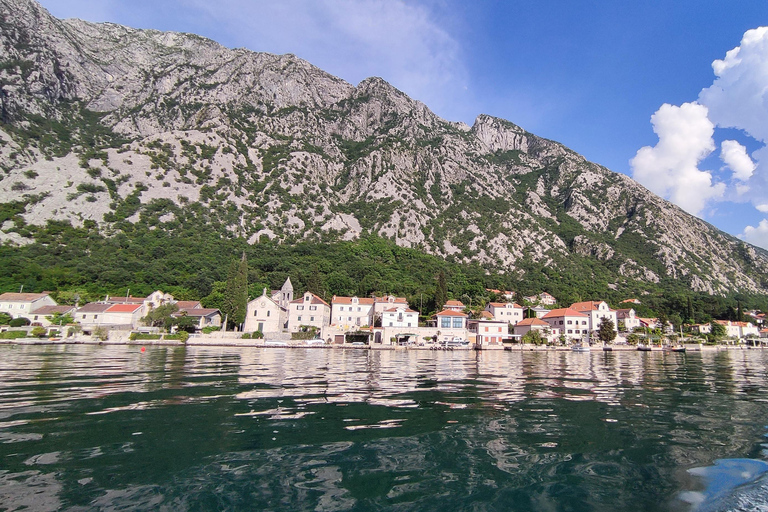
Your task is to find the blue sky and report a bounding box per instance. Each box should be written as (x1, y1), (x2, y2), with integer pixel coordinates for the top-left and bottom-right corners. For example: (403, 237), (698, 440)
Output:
(37, 0), (768, 249)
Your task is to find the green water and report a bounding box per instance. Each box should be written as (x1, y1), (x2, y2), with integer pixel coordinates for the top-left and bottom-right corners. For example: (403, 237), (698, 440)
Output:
(1, 345), (767, 511)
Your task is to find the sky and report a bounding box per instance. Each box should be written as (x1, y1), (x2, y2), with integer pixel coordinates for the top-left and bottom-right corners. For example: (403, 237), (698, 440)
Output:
(36, 0), (768, 250)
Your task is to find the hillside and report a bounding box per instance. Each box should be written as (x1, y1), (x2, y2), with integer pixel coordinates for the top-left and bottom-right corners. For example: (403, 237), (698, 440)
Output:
(1, 0), (767, 298)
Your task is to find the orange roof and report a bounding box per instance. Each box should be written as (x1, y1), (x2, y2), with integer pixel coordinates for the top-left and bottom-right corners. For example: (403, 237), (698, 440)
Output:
(106, 304), (142, 313)
(435, 309), (468, 317)
(570, 301), (606, 311)
(175, 301), (202, 310)
(516, 317), (549, 327)
(291, 293), (329, 306)
(384, 307), (417, 313)
(489, 302), (523, 308)
(542, 308), (588, 318)
(374, 296), (407, 304)
(480, 311), (494, 319)
(332, 296), (375, 305)
(445, 300), (465, 307)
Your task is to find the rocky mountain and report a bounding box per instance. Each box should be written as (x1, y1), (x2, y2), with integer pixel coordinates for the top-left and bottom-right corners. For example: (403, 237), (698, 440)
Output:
(1, 0), (767, 296)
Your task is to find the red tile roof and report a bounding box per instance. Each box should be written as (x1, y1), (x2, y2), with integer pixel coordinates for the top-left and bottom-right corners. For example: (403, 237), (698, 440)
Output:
(489, 302), (523, 308)
(435, 309), (468, 317)
(383, 307), (417, 313)
(105, 304), (143, 313)
(516, 317), (550, 327)
(542, 308), (588, 318)
(291, 293), (329, 306)
(445, 300), (465, 307)
(332, 296), (375, 305)
(175, 301), (202, 310)
(570, 301), (606, 312)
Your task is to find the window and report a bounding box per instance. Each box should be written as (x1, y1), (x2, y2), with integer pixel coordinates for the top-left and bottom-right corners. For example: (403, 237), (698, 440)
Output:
(389, 322), (393, 326)
(310, 306), (317, 311)
(310, 316), (315, 322)
(297, 316), (302, 322)
(582, 321), (587, 325)
(567, 329), (572, 334)
(440, 317), (451, 328)
(8, 305), (12, 309)
(407, 322), (411, 327)
(267, 311), (271, 317)
(357, 307), (361, 312)
(452, 317), (463, 328)
(94, 315), (98, 319)
(297, 305), (304, 310)
(254, 310), (258, 316)
(20, 305), (24, 309)
(484, 326), (489, 332)
(34, 315), (39, 320)
(567, 320), (572, 325)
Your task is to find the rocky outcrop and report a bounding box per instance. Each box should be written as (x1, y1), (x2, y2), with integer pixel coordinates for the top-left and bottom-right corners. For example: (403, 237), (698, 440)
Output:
(1, 0), (767, 295)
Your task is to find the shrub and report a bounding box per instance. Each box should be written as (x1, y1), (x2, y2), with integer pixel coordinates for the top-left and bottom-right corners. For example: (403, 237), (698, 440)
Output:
(129, 332), (161, 341)
(31, 326), (47, 338)
(9, 317), (30, 327)
(201, 326), (220, 334)
(164, 331), (189, 342)
(253, 330), (264, 339)
(93, 326), (109, 341)
(241, 332), (251, 339)
(0, 313), (11, 325)
(0, 331), (27, 339)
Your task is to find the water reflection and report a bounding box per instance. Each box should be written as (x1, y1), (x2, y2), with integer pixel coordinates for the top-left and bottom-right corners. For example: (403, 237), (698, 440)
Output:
(0, 346), (767, 511)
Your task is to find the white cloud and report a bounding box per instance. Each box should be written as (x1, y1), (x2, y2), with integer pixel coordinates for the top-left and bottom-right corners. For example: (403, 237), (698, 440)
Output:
(630, 102), (724, 216)
(741, 219), (768, 251)
(699, 26), (768, 210)
(720, 140), (755, 181)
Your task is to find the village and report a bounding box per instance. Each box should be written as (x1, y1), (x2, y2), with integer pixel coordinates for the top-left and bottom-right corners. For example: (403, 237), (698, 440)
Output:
(1, 279), (766, 350)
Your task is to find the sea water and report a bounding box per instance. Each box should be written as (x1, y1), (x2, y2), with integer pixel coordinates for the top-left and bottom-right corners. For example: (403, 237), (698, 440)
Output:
(1, 345), (767, 511)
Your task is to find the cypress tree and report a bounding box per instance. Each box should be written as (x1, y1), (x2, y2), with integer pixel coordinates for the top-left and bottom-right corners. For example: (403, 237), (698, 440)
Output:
(435, 270), (448, 312)
(223, 253), (248, 329)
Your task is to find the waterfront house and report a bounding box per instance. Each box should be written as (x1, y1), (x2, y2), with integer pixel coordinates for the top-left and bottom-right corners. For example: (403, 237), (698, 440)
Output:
(467, 318), (509, 347)
(30, 305), (77, 327)
(715, 320), (759, 338)
(691, 323), (712, 335)
(382, 306), (418, 328)
(172, 308), (222, 331)
(542, 308), (590, 340)
(615, 308), (641, 331)
(373, 295), (409, 316)
(432, 309), (468, 343)
(75, 302), (144, 331)
(444, 300), (465, 312)
(245, 290), (286, 334)
(331, 296), (375, 328)
(513, 317), (560, 340)
(524, 292), (557, 305)
(0, 292), (57, 319)
(485, 302), (524, 325)
(288, 292), (330, 332)
(570, 301), (618, 332)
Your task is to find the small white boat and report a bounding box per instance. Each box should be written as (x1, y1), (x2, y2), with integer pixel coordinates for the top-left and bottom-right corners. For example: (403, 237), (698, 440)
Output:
(571, 343), (590, 352)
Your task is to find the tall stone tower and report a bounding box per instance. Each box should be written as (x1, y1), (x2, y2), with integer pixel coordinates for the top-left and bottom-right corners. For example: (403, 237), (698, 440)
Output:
(279, 277), (294, 309)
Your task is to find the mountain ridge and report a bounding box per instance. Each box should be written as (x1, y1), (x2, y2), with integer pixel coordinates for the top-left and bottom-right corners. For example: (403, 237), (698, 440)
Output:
(1, 0), (767, 297)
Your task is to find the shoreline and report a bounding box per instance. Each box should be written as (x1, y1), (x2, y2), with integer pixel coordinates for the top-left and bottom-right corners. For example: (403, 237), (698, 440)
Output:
(0, 337), (756, 352)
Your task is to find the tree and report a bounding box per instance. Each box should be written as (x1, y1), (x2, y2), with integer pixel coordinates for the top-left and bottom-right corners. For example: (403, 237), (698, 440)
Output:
(0, 313), (11, 325)
(597, 318), (617, 344)
(626, 333), (641, 345)
(31, 326), (47, 338)
(687, 296), (694, 324)
(710, 321), (727, 340)
(435, 270), (448, 312)
(46, 312), (75, 326)
(522, 329), (546, 345)
(172, 313), (198, 333)
(222, 253), (248, 329)
(141, 303), (179, 330)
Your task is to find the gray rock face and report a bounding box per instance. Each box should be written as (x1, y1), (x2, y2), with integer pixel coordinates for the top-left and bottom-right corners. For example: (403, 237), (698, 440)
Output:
(1, 0), (767, 295)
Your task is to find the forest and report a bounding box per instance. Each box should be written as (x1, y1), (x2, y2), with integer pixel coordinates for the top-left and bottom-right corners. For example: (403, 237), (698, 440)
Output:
(1, 213), (766, 326)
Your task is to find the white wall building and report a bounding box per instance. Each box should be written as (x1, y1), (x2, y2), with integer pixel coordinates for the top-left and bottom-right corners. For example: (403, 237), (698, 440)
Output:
(485, 302), (525, 325)
(331, 296), (375, 328)
(245, 291), (286, 334)
(570, 301), (618, 332)
(288, 292), (331, 332)
(0, 292), (57, 318)
(382, 306), (418, 328)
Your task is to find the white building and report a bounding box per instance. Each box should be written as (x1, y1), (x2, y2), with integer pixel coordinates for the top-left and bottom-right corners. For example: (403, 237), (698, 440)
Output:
(382, 306), (418, 328)
(615, 309), (640, 331)
(485, 302), (525, 325)
(29, 305), (77, 327)
(245, 291), (286, 334)
(467, 319), (509, 347)
(288, 292), (331, 332)
(331, 296), (375, 328)
(0, 292), (57, 319)
(542, 308), (590, 340)
(569, 301), (618, 332)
